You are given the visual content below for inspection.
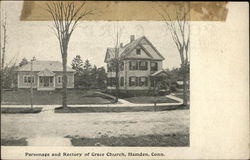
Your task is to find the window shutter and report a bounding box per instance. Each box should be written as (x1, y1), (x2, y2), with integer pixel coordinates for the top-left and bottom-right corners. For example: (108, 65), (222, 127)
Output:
(146, 62), (148, 70)
(136, 61), (138, 70)
(156, 62), (158, 71)
(129, 61), (132, 70)
(139, 77), (141, 86)
(129, 77), (131, 86)
(145, 77), (148, 86)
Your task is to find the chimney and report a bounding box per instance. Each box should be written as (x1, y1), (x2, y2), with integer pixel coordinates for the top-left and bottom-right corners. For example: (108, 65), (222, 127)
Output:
(130, 35), (135, 42)
(120, 43), (123, 48)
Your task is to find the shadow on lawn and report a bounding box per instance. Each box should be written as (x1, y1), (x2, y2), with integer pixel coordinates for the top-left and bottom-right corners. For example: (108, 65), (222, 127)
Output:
(1, 138), (28, 146)
(66, 133), (189, 146)
(1, 107), (43, 114)
(54, 105), (182, 113)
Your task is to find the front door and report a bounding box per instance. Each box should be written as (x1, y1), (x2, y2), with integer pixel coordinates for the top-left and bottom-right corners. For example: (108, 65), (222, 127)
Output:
(39, 76), (54, 90)
(43, 77), (50, 87)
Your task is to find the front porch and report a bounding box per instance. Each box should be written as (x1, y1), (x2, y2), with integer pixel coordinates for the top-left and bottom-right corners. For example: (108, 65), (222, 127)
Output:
(37, 69), (56, 91)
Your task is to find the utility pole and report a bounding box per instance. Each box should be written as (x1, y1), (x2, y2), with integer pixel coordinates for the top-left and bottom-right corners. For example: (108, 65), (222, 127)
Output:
(30, 57), (35, 110)
(0, 12), (7, 106)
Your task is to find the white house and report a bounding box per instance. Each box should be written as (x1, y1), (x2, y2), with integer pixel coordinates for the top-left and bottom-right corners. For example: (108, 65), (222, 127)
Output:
(104, 35), (167, 94)
(16, 61), (75, 91)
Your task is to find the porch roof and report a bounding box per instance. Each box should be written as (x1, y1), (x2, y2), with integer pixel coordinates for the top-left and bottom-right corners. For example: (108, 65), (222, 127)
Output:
(151, 70), (168, 77)
(37, 68), (55, 76)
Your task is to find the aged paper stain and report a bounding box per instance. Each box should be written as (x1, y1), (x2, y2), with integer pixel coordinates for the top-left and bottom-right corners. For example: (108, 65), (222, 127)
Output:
(20, 1), (228, 21)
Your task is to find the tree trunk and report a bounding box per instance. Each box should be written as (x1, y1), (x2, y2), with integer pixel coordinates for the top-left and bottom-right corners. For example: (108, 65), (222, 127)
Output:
(115, 61), (119, 102)
(62, 52), (68, 108)
(182, 63), (188, 106)
(0, 56), (2, 106)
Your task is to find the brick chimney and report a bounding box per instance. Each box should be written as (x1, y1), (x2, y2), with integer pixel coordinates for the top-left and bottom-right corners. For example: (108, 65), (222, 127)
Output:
(120, 43), (123, 48)
(130, 35), (135, 42)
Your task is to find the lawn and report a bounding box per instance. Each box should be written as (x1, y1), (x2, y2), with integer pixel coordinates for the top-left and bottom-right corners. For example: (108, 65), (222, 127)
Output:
(1, 137), (27, 146)
(124, 96), (179, 104)
(1, 107), (42, 114)
(69, 133), (189, 146)
(2, 89), (115, 105)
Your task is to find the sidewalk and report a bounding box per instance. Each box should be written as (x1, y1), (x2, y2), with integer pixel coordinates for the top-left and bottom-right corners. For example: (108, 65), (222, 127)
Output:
(27, 136), (72, 146)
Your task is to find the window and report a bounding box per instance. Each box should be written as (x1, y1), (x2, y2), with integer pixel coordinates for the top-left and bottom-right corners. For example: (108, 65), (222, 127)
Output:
(136, 48), (141, 55)
(24, 75), (34, 83)
(107, 77), (116, 86)
(40, 77), (43, 83)
(49, 77), (53, 83)
(58, 76), (62, 84)
(129, 76), (138, 86)
(150, 62), (158, 71)
(120, 77), (124, 86)
(139, 77), (148, 86)
(129, 61), (138, 70)
(107, 64), (111, 72)
(24, 76), (28, 83)
(139, 61), (148, 70)
(119, 62), (124, 71)
(107, 64), (115, 72)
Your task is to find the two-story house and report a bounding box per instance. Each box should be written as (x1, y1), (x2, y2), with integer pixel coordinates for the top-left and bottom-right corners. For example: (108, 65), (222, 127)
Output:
(104, 35), (166, 94)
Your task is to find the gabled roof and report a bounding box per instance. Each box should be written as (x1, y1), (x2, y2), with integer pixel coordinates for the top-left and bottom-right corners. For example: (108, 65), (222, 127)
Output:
(17, 60), (75, 72)
(37, 68), (55, 76)
(104, 36), (165, 62)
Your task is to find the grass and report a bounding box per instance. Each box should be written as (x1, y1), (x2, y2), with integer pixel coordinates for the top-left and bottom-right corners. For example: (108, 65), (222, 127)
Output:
(124, 96), (179, 104)
(1, 138), (27, 146)
(1, 107), (43, 114)
(2, 89), (115, 105)
(54, 105), (180, 113)
(68, 134), (189, 146)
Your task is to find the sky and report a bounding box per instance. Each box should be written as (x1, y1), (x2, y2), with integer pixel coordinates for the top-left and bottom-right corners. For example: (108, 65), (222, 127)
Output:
(1, 1), (181, 69)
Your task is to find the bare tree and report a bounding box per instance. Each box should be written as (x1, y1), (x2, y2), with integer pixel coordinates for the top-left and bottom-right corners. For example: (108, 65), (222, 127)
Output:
(157, 4), (190, 105)
(46, 2), (94, 108)
(0, 12), (7, 103)
(108, 26), (123, 102)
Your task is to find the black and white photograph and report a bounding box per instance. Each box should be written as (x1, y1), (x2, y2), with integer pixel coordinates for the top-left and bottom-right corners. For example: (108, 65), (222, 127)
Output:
(1, 1), (249, 160)
(1, 1), (190, 148)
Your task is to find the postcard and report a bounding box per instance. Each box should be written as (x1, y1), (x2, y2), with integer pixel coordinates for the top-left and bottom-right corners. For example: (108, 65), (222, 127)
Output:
(1, 1), (249, 160)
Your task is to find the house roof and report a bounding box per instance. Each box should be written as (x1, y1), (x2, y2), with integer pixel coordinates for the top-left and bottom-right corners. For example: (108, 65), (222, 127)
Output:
(17, 60), (75, 72)
(104, 36), (165, 62)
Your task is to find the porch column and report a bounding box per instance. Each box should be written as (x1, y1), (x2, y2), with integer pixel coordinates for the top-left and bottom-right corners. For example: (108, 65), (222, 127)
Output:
(53, 75), (56, 88)
(37, 76), (39, 89)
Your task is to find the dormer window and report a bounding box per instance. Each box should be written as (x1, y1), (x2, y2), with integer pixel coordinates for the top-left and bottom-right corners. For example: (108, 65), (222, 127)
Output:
(136, 48), (141, 55)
